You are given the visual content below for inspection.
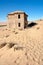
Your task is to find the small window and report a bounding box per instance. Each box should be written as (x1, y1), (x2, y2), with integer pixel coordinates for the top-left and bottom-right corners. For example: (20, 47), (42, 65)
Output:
(18, 15), (20, 19)
(18, 23), (20, 27)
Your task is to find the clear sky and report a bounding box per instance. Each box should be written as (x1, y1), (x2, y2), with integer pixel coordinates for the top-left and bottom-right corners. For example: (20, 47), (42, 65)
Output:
(0, 0), (43, 22)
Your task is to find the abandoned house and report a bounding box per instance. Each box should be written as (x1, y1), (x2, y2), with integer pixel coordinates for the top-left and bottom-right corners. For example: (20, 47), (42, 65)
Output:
(7, 11), (28, 30)
(0, 11), (28, 30)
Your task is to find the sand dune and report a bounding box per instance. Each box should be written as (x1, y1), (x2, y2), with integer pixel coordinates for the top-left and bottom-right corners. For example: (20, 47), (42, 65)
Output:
(0, 20), (43, 65)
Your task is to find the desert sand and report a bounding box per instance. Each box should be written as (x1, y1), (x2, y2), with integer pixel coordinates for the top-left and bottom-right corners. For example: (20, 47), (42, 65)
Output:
(0, 20), (43, 65)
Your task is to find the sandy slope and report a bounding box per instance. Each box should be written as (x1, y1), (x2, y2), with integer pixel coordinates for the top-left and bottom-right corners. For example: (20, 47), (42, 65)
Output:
(0, 20), (43, 65)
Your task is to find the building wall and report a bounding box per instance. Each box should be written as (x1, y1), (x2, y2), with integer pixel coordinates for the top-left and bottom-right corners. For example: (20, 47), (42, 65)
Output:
(24, 14), (28, 28)
(15, 13), (24, 29)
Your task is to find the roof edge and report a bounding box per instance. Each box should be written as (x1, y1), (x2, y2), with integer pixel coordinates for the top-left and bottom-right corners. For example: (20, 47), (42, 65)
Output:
(8, 11), (28, 16)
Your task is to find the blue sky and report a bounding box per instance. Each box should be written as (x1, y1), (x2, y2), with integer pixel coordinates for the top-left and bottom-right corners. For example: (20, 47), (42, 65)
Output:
(0, 0), (43, 22)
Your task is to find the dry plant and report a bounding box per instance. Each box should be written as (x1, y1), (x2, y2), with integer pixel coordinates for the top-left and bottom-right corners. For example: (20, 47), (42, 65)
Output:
(12, 30), (15, 32)
(40, 19), (42, 21)
(5, 28), (8, 30)
(0, 42), (7, 48)
(37, 27), (40, 30)
(5, 35), (9, 38)
(15, 32), (18, 34)
(8, 42), (15, 48)
(14, 45), (24, 51)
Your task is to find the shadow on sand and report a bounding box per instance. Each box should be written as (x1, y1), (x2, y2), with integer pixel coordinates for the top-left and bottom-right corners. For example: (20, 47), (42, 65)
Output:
(27, 22), (37, 28)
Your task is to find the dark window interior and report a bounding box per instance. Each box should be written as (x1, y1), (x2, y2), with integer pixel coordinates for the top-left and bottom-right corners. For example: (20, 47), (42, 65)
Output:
(18, 15), (20, 19)
(18, 23), (20, 27)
